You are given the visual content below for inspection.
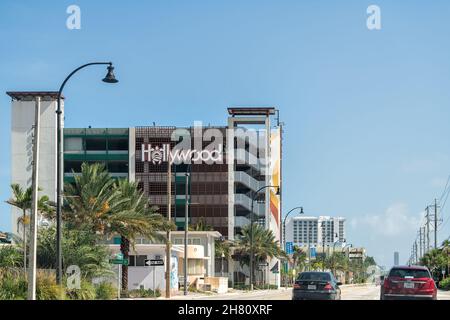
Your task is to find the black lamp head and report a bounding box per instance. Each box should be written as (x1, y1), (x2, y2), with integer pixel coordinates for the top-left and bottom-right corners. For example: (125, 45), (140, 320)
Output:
(276, 187), (281, 195)
(300, 207), (304, 214)
(103, 65), (119, 83)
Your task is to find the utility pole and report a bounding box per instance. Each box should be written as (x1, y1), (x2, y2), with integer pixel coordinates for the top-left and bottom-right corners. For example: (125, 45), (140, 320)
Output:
(183, 168), (190, 296)
(419, 228), (423, 259)
(321, 221), (325, 272)
(422, 226), (426, 257)
(426, 206), (430, 254)
(434, 199), (439, 249)
(27, 97), (40, 300)
(165, 152), (172, 299)
(414, 241), (417, 264)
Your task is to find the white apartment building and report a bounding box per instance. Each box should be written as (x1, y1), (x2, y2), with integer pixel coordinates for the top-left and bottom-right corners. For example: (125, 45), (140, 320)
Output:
(285, 216), (346, 249)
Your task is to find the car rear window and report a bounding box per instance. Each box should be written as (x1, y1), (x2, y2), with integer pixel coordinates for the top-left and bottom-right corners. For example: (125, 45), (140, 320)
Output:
(389, 268), (430, 278)
(298, 272), (331, 281)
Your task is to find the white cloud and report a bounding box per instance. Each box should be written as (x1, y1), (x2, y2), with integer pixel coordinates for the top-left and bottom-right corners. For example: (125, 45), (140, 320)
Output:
(350, 202), (422, 237)
(400, 154), (450, 174)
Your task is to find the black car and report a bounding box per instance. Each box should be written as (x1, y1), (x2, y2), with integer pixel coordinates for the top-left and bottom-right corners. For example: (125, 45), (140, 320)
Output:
(292, 272), (342, 300)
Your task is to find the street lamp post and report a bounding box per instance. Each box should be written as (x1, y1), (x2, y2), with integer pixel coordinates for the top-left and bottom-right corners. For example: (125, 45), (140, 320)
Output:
(249, 185), (280, 291)
(342, 244), (352, 284)
(183, 164), (192, 296)
(55, 62), (118, 284)
(331, 238), (346, 277)
(282, 207), (304, 250)
(321, 221), (325, 272)
(282, 206), (304, 288)
(221, 253), (225, 277)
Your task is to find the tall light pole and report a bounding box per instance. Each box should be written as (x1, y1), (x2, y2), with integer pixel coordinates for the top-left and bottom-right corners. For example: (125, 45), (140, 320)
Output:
(342, 243), (352, 283)
(321, 221), (326, 272)
(27, 96), (41, 300)
(282, 206), (304, 288)
(184, 164), (192, 296)
(55, 62), (118, 284)
(249, 185), (280, 291)
(331, 238), (346, 277)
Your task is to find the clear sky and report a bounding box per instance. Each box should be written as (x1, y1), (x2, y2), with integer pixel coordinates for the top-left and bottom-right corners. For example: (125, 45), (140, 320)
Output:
(1, 0), (450, 268)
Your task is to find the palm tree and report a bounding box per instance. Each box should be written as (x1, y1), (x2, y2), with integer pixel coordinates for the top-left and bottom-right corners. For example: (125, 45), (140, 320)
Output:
(420, 248), (446, 278)
(215, 239), (233, 276)
(36, 226), (113, 279)
(5, 184), (53, 273)
(189, 218), (213, 231)
(64, 163), (173, 292)
(215, 239), (233, 260)
(291, 246), (307, 273)
(327, 252), (348, 277)
(442, 240), (450, 278)
(6, 184), (31, 273)
(113, 179), (169, 292)
(234, 224), (285, 287)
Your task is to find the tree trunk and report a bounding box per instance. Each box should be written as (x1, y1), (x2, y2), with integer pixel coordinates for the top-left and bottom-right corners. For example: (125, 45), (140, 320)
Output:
(120, 236), (130, 293)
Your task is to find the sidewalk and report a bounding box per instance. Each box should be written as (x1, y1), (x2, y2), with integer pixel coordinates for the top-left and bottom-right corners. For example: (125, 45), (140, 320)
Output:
(127, 284), (370, 300)
(142, 288), (292, 300)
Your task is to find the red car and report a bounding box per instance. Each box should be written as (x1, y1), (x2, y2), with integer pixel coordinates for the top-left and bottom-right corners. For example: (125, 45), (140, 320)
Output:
(381, 265), (437, 300)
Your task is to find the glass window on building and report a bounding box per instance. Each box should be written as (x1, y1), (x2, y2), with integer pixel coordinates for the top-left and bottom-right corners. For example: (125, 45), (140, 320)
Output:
(86, 138), (107, 151)
(173, 238), (201, 245)
(64, 161), (83, 173)
(178, 259), (205, 276)
(108, 138), (128, 151)
(64, 137), (83, 152)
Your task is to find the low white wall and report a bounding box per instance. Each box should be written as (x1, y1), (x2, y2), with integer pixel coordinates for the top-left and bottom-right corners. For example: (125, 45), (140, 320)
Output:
(128, 266), (166, 292)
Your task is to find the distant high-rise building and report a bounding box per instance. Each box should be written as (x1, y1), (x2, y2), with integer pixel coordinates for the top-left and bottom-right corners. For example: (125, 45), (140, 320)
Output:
(285, 216), (346, 249)
(394, 251), (399, 266)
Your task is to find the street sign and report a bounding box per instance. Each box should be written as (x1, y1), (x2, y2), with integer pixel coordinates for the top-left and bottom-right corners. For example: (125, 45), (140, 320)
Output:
(115, 253), (124, 260)
(258, 262), (269, 267)
(109, 258), (129, 266)
(145, 259), (164, 267)
(271, 262), (279, 274)
(310, 247), (316, 259)
(285, 242), (294, 254)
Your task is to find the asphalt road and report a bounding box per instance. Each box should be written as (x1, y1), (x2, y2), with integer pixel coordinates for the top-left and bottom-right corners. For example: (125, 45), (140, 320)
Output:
(171, 284), (450, 300)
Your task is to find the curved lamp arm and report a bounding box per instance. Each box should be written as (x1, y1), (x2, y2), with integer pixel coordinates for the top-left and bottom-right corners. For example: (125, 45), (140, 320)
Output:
(57, 62), (114, 113)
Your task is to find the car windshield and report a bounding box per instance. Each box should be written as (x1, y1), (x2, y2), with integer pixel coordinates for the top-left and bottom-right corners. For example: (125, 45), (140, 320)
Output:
(389, 268), (430, 278)
(298, 272), (331, 281)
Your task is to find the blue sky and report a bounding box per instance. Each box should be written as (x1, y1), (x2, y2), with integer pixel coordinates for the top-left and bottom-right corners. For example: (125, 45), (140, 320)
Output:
(1, 0), (450, 268)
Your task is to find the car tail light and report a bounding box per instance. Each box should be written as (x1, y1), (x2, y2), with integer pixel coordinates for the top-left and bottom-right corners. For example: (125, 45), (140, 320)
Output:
(323, 282), (333, 291)
(383, 279), (391, 289)
(293, 283), (301, 289)
(423, 279), (435, 290)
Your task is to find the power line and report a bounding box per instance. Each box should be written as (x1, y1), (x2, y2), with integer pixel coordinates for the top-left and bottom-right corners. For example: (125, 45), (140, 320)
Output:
(438, 185), (450, 230)
(439, 175), (450, 203)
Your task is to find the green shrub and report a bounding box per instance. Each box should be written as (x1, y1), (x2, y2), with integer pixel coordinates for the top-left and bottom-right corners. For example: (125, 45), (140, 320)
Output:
(439, 277), (450, 290)
(95, 282), (117, 300)
(233, 283), (278, 291)
(0, 269), (66, 300)
(36, 271), (66, 300)
(0, 246), (23, 269)
(0, 270), (27, 300)
(66, 278), (96, 300)
(128, 287), (161, 298)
